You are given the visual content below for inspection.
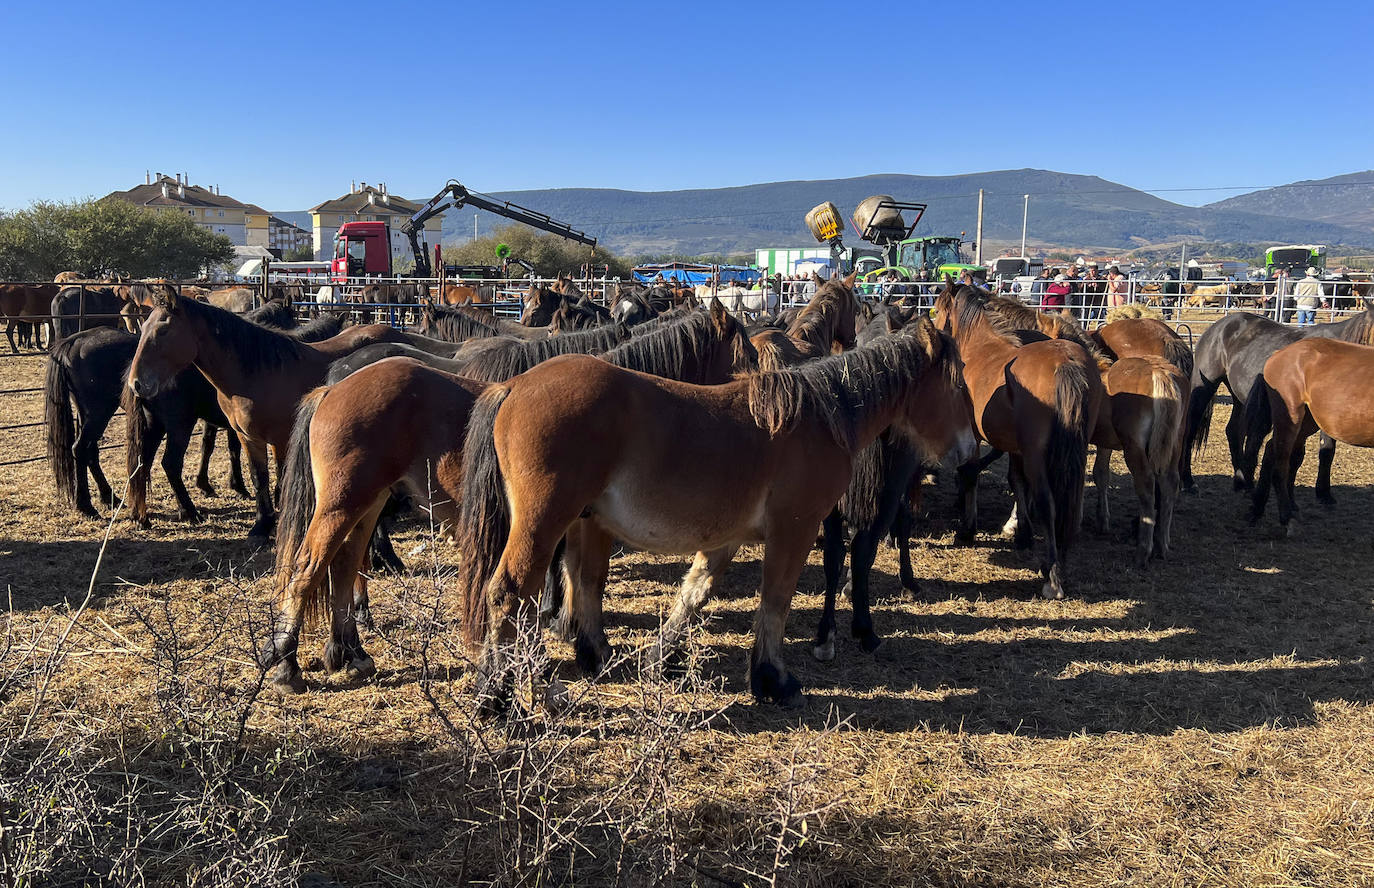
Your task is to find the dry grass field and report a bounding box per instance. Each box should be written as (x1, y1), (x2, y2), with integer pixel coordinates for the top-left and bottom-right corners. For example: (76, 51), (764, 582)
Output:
(3, 346), (1373, 887)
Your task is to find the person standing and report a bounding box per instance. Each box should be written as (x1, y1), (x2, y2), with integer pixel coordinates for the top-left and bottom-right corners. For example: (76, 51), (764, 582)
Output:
(1030, 266), (1052, 308)
(1294, 267), (1323, 325)
(1045, 273), (1072, 309)
(1082, 263), (1105, 322)
(1106, 265), (1128, 311)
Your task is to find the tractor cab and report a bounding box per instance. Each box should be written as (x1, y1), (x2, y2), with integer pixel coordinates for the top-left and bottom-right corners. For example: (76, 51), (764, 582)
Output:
(897, 237), (984, 282)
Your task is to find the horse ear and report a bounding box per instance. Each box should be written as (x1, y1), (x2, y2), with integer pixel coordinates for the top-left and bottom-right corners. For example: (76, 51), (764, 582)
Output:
(158, 287), (180, 313)
(884, 310), (902, 334)
(842, 269), (859, 288)
(811, 272), (825, 285)
(708, 296), (731, 331)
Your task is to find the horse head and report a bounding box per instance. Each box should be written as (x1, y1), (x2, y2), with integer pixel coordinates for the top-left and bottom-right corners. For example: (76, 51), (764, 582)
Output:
(128, 288), (197, 399)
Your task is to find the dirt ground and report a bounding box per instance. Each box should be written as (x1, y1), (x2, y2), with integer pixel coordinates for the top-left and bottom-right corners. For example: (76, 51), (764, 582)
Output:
(3, 347), (1373, 887)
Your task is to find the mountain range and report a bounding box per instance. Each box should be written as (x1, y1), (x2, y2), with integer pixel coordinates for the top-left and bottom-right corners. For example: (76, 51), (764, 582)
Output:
(276, 169), (1374, 258)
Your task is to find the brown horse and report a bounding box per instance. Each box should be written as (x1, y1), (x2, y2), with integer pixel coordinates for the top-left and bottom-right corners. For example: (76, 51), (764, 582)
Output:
(1, 283), (58, 352)
(1089, 357), (1188, 563)
(260, 301), (757, 694)
(750, 271), (859, 362)
(1249, 338), (1374, 533)
(127, 291), (459, 537)
(420, 302), (548, 342)
(455, 315), (965, 709)
(934, 284), (1102, 600)
(1091, 317), (1194, 380)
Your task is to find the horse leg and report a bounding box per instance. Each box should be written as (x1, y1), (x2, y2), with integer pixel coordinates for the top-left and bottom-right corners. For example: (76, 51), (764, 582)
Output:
(893, 501), (919, 595)
(651, 545), (738, 668)
(1092, 447), (1112, 534)
(1155, 461), (1181, 562)
(1021, 454), (1065, 600)
(323, 506), (385, 681)
(1315, 433), (1337, 506)
(1121, 445), (1155, 567)
(848, 524), (885, 654)
(567, 522), (615, 675)
(225, 429), (249, 498)
(1226, 401), (1253, 491)
(750, 529), (814, 708)
(161, 419), (201, 524)
(539, 534), (569, 632)
(195, 423), (217, 496)
(1249, 439), (1276, 523)
(955, 458), (981, 545)
(813, 509), (845, 662)
(73, 402), (117, 518)
(1005, 457), (1035, 551)
(1276, 432), (1306, 535)
(243, 437), (276, 539)
(366, 493), (407, 577)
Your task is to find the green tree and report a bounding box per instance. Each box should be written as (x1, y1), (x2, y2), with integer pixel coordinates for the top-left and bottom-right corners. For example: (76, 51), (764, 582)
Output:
(442, 225), (631, 278)
(284, 244), (315, 261)
(0, 198), (233, 280)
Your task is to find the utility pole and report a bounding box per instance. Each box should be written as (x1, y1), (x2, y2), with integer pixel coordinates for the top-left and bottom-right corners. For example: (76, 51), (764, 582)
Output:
(975, 189), (984, 266)
(1020, 194), (1029, 258)
(473, 213), (478, 242)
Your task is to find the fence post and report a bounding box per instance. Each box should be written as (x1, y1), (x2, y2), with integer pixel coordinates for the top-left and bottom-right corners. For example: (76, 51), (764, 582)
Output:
(78, 283), (86, 335)
(260, 257), (271, 309)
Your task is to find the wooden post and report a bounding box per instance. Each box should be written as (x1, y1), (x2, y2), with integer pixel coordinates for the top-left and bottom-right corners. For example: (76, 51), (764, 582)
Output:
(260, 256), (271, 308)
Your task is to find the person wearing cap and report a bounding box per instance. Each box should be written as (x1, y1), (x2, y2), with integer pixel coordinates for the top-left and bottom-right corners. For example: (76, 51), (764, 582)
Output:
(1294, 266), (1323, 325)
(1045, 273), (1072, 309)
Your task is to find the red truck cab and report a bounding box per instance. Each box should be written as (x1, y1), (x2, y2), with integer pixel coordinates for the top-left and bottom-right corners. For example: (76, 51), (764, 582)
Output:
(331, 221), (392, 282)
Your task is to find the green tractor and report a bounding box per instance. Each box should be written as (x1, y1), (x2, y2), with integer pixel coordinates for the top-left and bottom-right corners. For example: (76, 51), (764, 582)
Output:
(805, 196), (985, 293)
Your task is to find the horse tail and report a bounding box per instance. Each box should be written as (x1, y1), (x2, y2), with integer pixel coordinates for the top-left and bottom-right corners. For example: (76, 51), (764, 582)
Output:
(1243, 375), (1274, 461)
(1046, 359), (1091, 552)
(456, 384), (512, 649)
(44, 345), (77, 504)
(1183, 370), (1217, 454)
(123, 385), (151, 522)
(273, 385), (330, 601)
(1161, 335), (1194, 381)
(1148, 363), (1187, 477)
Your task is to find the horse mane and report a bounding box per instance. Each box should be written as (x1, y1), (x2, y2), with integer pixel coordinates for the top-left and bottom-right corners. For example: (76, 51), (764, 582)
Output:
(746, 320), (951, 453)
(946, 286), (1025, 348)
(424, 303), (504, 342)
(1335, 308), (1374, 346)
(172, 293), (306, 373)
(984, 295), (1111, 366)
(457, 322), (630, 383)
(601, 310), (745, 383)
(787, 277), (856, 349)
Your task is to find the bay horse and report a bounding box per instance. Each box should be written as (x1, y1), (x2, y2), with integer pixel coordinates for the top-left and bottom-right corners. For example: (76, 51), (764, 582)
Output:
(1249, 338), (1374, 533)
(45, 327), (246, 521)
(934, 284), (1102, 600)
(127, 291), (460, 537)
(419, 302), (548, 342)
(1091, 316), (1193, 378)
(980, 296), (1188, 560)
(2, 283), (59, 352)
(455, 315), (964, 709)
(750, 271), (859, 361)
(1183, 308), (1374, 497)
(260, 301), (757, 694)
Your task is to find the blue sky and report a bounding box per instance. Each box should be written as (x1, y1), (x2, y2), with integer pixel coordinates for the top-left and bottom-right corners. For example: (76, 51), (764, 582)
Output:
(2, 0), (1369, 210)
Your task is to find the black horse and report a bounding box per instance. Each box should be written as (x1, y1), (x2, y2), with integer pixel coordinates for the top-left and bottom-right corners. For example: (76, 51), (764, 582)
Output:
(609, 287), (661, 328)
(46, 328), (247, 520)
(51, 286), (125, 339)
(1182, 308), (1374, 498)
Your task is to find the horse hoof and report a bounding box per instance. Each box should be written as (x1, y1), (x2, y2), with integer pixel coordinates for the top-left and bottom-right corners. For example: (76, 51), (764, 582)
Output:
(1039, 581), (1064, 601)
(1317, 495), (1336, 508)
(247, 518), (276, 540)
(543, 676), (571, 714)
(77, 504), (101, 520)
(859, 634), (883, 655)
(180, 509), (203, 525)
(953, 530), (978, 547)
(777, 680), (807, 711)
(196, 483), (216, 497)
(269, 668), (307, 696)
(901, 578), (921, 598)
(812, 639), (836, 663)
(231, 485), (251, 499)
(346, 656), (376, 681)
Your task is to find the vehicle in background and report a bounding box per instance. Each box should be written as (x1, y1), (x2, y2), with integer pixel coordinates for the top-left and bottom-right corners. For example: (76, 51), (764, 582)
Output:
(1265, 244), (1326, 277)
(330, 180), (597, 283)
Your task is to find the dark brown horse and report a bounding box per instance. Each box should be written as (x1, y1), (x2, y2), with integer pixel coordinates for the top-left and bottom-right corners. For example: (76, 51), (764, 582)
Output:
(1249, 338), (1374, 533)
(750, 271), (859, 363)
(127, 291), (456, 537)
(1091, 317), (1194, 379)
(260, 301), (757, 694)
(1, 283), (58, 352)
(934, 284), (1102, 600)
(455, 315), (966, 709)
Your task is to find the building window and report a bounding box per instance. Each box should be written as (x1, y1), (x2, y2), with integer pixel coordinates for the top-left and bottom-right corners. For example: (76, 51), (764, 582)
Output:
(217, 209), (224, 217)
(338, 215), (345, 223)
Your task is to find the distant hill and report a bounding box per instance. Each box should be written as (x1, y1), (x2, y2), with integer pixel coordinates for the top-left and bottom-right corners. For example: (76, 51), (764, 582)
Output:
(275, 169), (1374, 259)
(1205, 171), (1374, 231)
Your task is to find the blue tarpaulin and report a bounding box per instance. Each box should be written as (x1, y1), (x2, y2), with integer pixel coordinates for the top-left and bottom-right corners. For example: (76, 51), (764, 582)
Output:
(631, 263), (763, 285)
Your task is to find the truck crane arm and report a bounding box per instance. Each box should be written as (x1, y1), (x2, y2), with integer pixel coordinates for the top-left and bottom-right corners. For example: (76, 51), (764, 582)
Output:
(403, 179), (597, 277)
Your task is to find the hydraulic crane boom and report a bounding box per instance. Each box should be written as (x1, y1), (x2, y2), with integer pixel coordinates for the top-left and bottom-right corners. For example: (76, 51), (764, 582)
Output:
(403, 179), (597, 277)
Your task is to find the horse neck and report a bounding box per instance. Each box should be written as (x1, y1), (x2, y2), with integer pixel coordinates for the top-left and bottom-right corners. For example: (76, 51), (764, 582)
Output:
(787, 298), (839, 353)
(189, 308), (306, 397)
